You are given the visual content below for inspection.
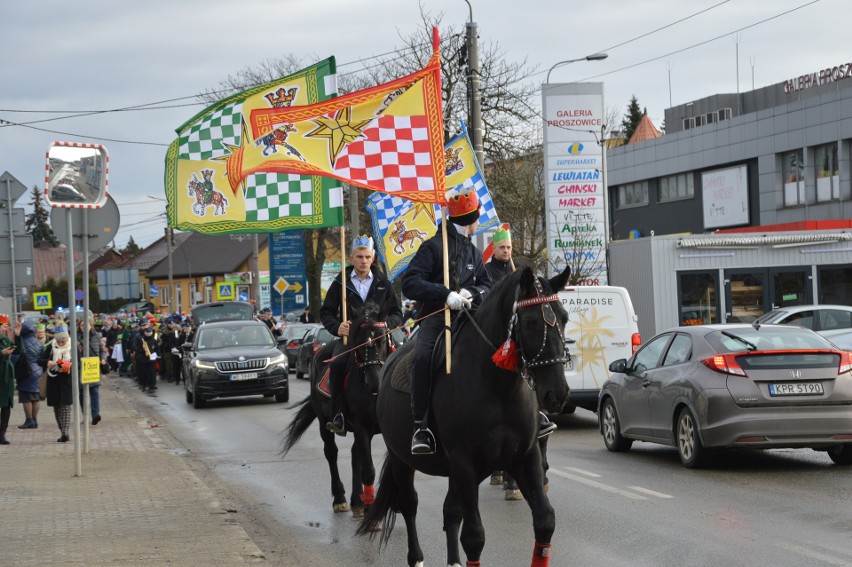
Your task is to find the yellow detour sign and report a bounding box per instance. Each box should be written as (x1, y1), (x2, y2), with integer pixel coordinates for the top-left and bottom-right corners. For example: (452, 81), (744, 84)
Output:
(33, 291), (52, 310)
(216, 282), (235, 300)
(81, 357), (101, 384)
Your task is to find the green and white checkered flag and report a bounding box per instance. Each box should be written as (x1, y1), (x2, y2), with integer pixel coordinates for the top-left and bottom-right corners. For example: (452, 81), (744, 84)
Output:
(178, 103), (243, 161)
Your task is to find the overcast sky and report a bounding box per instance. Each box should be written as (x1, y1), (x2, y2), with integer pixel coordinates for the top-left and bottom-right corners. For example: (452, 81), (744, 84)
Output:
(1, 0), (844, 248)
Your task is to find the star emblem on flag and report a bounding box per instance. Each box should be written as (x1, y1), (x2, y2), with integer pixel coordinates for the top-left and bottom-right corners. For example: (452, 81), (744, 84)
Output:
(306, 106), (373, 165)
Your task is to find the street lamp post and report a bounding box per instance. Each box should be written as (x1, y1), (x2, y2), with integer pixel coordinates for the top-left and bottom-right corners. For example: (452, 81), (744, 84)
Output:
(545, 52), (608, 84)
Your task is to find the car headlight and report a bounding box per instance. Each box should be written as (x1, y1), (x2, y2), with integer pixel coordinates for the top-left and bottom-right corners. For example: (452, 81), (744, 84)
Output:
(268, 353), (287, 367)
(193, 359), (216, 370)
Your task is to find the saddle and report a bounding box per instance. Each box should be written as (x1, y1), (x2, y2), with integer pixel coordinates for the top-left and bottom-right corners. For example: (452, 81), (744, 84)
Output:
(389, 312), (471, 394)
(316, 366), (351, 399)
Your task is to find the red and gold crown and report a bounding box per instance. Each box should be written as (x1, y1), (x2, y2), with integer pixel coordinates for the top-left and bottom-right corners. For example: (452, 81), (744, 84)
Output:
(446, 189), (480, 226)
(0, 314), (8, 324)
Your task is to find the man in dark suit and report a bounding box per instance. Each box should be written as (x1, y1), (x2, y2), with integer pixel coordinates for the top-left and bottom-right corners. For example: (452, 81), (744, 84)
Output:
(320, 236), (403, 436)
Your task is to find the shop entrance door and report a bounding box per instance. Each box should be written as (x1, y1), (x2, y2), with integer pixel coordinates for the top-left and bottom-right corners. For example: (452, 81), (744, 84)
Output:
(724, 267), (812, 323)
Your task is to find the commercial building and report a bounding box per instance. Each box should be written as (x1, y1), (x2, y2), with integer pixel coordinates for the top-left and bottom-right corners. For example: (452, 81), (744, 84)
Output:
(605, 60), (852, 337)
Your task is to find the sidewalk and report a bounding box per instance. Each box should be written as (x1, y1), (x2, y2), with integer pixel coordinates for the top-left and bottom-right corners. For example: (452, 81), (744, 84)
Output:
(0, 375), (266, 565)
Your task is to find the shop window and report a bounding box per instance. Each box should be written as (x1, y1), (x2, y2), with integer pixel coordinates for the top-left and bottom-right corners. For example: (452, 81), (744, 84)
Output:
(818, 266), (852, 305)
(190, 283), (198, 307)
(160, 286), (170, 308)
(815, 143), (840, 202)
(175, 284), (182, 313)
(616, 181), (649, 209)
(783, 150), (805, 207)
(659, 173), (694, 202)
(678, 271), (719, 325)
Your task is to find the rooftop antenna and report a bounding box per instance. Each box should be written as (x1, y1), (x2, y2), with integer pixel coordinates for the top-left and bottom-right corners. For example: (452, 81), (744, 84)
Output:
(734, 33), (742, 115)
(750, 57), (756, 90)
(666, 61), (673, 108)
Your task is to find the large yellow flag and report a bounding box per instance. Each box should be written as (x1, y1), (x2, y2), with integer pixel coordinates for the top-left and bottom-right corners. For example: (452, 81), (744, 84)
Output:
(225, 32), (446, 205)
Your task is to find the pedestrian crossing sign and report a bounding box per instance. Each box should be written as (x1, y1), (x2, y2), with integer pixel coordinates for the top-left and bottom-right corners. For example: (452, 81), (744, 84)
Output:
(216, 282), (234, 300)
(33, 292), (52, 310)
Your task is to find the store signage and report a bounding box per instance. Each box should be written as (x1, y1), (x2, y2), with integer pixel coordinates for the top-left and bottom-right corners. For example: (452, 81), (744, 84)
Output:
(542, 83), (608, 284)
(784, 61), (852, 94)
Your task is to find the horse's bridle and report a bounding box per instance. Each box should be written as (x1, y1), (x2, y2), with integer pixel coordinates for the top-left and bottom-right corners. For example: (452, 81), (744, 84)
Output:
(355, 322), (388, 369)
(505, 279), (571, 388)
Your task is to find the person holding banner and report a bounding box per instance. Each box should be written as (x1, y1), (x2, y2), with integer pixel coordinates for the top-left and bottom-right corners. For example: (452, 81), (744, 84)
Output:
(39, 325), (73, 442)
(320, 236), (403, 436)
(402, 188), (492, 455)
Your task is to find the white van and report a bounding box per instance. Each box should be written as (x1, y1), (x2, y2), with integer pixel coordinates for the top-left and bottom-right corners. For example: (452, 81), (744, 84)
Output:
(558, 286), (640, 414)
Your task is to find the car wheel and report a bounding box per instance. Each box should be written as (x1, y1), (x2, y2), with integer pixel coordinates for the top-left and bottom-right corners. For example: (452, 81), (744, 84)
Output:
(296, 370), (304, 380)
(562, 404), (577, 415)
(275, 389), (289, 403)
(192, 380), (206, 409)
(677, 407), (712, 468)
(827, 445), (852, 465)
(601, 398), (632, 452)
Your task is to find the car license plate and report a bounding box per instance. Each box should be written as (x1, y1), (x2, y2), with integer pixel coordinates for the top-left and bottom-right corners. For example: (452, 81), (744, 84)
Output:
(768, 382), (824, 396)
(230, 372), (258, 381)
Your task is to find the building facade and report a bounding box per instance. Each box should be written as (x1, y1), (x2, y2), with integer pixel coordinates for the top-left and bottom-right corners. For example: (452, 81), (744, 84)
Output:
(605, 61), (852, 336)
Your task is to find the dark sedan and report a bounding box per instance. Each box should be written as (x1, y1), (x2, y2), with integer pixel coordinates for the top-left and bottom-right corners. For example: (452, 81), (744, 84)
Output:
(183, 320), (288, 408)
(598, 324), (852, 468)
(295, 325), (335, 380)
(277, 323), (317, 370)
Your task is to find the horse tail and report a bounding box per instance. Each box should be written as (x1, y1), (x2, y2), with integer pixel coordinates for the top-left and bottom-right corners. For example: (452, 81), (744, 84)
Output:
(355, 454), (398, 545)
(280, 396), (316, 457)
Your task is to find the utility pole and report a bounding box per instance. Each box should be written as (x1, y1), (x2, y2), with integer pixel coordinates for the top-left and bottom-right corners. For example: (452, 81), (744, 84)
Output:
(252, 234), (260, 306)
(5, 179), (17, 320)
(464, 1), (484, 170)
(165, 227), (174, 312)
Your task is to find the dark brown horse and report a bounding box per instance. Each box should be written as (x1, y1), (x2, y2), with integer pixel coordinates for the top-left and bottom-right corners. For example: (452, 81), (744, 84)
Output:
(281, 303), (390, 516)
(357, 265), (571, 567)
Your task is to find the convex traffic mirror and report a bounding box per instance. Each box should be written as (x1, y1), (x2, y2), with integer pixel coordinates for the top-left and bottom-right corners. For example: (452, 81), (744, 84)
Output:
(45, 141), (109, 208)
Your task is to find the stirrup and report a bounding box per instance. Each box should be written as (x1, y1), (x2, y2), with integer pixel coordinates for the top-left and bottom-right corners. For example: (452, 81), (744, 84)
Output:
(538, 411), (557, 439)
(411, 427), (436, 455)
(326, 413), (346, 436)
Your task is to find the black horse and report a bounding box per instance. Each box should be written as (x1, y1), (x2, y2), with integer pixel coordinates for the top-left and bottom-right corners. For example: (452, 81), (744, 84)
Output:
(281, 302), (390, 516)
(356, 265), (571, 567)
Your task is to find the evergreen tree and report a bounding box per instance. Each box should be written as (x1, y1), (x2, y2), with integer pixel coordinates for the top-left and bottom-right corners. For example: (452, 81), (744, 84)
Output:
(621, 95), (646, 141)
(121, 236), (141, 256)
(25, 185), (59, 247)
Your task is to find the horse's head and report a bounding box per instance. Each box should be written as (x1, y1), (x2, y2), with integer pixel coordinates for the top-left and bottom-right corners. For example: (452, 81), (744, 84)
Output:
(348, 301), (390, 396)
(508, 264), (572, 413)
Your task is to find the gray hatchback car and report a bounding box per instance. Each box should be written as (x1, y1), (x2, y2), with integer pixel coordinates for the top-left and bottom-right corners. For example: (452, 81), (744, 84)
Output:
(598, 324), (852, 468)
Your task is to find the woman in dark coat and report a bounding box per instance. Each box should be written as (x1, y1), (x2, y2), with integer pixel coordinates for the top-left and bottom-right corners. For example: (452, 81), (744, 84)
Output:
(40, 325), (74, 442)
(13, 320), (44, 429)
(0, 314), (17, 445)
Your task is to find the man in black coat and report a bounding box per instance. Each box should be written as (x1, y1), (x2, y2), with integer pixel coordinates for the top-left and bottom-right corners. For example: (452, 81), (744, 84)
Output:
(321, 236), (403, 435)
(402, 188), (492, 454)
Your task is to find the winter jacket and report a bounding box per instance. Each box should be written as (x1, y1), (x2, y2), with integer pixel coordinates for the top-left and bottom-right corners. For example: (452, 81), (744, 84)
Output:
(15, 322), (45, 393)
(402, 225), (491, 318)
(0, 334), (17, 408)
(321, 265), (403, 336)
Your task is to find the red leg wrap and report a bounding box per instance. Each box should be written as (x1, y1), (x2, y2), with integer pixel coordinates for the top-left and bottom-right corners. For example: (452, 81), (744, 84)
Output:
(360, 484), (375, 506)
(466, 561), (481, 567)
(531, 541), (551, 567)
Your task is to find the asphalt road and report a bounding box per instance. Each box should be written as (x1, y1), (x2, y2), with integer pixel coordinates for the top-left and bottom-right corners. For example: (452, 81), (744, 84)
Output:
(133, 376), (852, 567)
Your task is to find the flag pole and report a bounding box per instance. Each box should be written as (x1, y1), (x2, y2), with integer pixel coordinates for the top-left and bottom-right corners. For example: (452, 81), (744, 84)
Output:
(441, 206), (451, 374)
(340, 223), (347, 345)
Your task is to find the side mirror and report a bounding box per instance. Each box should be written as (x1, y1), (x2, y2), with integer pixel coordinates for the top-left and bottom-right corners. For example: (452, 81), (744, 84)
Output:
(608, 359), (628, 373)
(45, 142), (109, 208)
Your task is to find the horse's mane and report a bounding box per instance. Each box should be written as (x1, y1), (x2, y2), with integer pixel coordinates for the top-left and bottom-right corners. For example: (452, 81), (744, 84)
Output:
(472, 269), (527, 330)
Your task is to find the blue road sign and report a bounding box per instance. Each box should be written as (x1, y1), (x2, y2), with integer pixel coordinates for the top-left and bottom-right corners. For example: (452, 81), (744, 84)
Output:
(239, 292), (249, 301)
(36, 294), (50, 307)
(74, 289), (84, 301)
(149, 285), (159, 297)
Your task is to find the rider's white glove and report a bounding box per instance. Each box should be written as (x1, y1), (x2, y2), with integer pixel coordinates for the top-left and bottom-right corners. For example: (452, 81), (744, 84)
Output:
(446, 291), (472, 311)
(459, 288), (473, 301)
(170, 348), (180, 355)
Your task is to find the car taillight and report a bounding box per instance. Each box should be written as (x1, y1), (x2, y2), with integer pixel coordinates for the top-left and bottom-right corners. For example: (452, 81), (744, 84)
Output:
(312, 343), (321, 355)
(838, 351), (852, 375)
(702, 354), (748, 377)
(631, 333), (642, 354)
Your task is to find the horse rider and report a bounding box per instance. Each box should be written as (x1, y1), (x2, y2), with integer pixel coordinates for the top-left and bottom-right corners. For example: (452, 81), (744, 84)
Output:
(321, 235), (403, 436)
(486, 227), (556, 440)
(402, 188), (492, 455)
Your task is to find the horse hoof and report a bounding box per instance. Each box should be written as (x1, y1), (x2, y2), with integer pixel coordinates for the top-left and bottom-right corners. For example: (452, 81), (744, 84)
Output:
(490, 473), (504, 485)
(504, 489), (523, 501)
(351, 506), (365, 518)
(333, 502), (350, 513)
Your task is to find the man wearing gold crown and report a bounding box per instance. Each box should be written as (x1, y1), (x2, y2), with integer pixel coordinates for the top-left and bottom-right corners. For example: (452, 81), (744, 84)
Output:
(321, 235), (403, 436)
(402, 188), (492, 454)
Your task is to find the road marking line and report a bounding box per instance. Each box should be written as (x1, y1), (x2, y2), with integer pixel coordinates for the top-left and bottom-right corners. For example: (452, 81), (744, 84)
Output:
(778, 542), (852, 566)
(627, 486), (674, 499)
(549, 469), (647, 500)
(563, 467), (601, 478)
